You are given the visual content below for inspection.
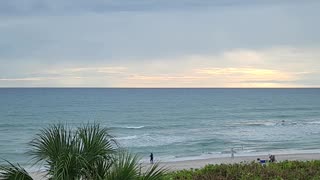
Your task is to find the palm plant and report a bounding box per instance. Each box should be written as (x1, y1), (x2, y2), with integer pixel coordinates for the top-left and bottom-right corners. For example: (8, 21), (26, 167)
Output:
(29, 123), (117, 179)
(0, 160), (33, 180)
(0, 123), (167, 180)
(106, 151), (167, 180)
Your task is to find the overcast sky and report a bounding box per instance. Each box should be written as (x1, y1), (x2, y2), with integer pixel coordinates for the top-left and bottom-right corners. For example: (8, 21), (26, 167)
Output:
(0, 0), (319, 87)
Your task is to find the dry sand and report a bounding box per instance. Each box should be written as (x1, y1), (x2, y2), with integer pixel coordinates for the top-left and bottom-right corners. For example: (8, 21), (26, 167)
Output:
(30, 153), (320, 180)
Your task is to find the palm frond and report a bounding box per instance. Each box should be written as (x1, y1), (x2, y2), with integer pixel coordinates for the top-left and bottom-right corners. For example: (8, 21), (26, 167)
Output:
(140, 162), (167, 180)
(50, 151), (84, 180)
(28, 124), (78, 177)
(76, 123), (117, 178)
(0, 160), (33, 180)
(106, 151), (140, 180)
(28, 123), (118, 179)
(29, 124), (74, 165)
(77, 123), (117, 162)
(83, 159), (113, 180)
(26, 123), (166, 180)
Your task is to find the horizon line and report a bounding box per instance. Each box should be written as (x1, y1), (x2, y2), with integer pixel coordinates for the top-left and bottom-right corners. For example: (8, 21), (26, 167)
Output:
(0, 87), (320, 89)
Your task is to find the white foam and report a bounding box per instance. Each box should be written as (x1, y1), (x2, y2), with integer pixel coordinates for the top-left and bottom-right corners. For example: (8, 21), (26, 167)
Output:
(114, 135), (138, 140)
(125, 126), (145, 129)
(236, 121), (277, 127)
(306, 121), (320, 124)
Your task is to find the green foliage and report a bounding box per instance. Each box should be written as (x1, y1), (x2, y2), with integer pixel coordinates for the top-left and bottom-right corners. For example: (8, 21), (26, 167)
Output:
(106, 151), (140, 180)
(141, 160), (167, 180)
(105, 151), (167, 180)
(165, 161), (320, 180)
(0, 160), (33, 180)
(0, 123), (167, 180)
(8, 123), (320, 180)
(29, 123), (114, 179)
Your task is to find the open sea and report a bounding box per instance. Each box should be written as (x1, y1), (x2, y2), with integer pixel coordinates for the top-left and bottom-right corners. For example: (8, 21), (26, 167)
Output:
(0, 88), (320, 167)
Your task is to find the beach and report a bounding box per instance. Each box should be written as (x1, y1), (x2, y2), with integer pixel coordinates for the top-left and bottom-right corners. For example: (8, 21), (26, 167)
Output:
(1, 89), (320, 179)
(2, 89), (320, 168)
(30, 152), (320, 180)
(159, 153), (320, 171)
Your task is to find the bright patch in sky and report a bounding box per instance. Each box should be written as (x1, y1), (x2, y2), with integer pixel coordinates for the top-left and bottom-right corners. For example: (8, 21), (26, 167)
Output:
(0, 0), (319, 87)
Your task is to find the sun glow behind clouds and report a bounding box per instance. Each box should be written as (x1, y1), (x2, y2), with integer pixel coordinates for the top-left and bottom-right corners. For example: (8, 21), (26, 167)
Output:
(0, 0), (319, 87)
(118, 47), (318, 88)
(194, 67), (296, 87)
(124, 67), (297, 88)
(196, 68), (280, 76)
(0, 47), (319, 87)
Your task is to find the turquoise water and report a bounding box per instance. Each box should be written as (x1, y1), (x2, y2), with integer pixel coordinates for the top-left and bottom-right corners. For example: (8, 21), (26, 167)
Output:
(0, 88), (320, 166)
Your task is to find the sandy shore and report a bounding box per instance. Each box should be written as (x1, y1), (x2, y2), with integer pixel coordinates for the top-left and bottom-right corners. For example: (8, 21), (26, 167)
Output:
(30, 153), (320, 180)
(157, 153), (320, 171)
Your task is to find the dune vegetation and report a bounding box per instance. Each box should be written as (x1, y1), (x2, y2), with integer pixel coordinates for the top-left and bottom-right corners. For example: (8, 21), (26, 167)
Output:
(165, 160), (320, 180)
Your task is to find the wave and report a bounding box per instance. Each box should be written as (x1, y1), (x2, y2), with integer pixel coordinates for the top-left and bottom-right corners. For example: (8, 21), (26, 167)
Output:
(251, 107), (313, 112)
(306, 121), (320, 124)
(235, 122), (277, 127)
(111, 126), (145, 130)
(114, 135), (138, 140)
(235, 120), (300, 127)
(249, 122), (277, 126)
(241, 149), (257, 153)
(125, 126), (145, 129)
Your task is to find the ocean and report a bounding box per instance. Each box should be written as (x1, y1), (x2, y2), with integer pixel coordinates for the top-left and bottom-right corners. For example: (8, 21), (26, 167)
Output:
(0, 88), (320, 167)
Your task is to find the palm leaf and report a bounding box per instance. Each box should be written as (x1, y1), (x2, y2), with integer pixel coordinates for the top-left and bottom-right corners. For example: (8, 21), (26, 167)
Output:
(77, 123), (116, 163)
(26, 123), (166, 180)
(0, 160), (33, 180)
(28, 123), (118, 179)
(50, 151), (85, 180)
(28, 124), (80, 178)
(76, 123), (117, 179)
(140, 162), (167, 180)
(106, 151), (140, 180)
(29, 124), (74, 165)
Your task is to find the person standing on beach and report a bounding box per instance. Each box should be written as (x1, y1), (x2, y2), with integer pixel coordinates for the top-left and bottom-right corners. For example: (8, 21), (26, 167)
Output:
(231, 148), (235, 159)
(150, 153), (154, 164)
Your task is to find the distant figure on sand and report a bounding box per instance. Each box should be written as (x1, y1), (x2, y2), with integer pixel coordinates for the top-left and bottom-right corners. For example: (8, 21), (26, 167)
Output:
(150, 153), (154, 164)
(269, 154), (276, 162)
(231, 148), (235, 159)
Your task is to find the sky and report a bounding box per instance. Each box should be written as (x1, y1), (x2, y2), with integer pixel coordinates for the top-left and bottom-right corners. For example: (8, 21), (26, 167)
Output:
(0, 0), (319, 87)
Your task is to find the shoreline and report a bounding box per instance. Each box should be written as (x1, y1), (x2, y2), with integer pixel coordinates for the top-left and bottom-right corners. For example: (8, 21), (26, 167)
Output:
(30, 152), (320, 179)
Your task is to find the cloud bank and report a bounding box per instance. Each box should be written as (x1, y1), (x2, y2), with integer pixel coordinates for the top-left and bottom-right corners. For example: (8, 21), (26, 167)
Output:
(0, 0), (319, 87)
(1, 47), (319, 87)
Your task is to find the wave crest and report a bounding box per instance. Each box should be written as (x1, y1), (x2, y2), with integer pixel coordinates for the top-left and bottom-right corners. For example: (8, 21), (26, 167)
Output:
(125, 126), (145, 129)
(114, 135), (138, 140)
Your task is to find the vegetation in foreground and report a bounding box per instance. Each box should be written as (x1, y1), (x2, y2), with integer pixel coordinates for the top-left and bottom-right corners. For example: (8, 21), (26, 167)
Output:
(165, 160), (320, 180)
(0, 124), (166, 180)
(2, 124), (320, 180)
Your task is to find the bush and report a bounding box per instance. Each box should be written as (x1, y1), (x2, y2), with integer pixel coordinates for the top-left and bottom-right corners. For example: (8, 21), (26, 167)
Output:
(165, 161), (320, 180)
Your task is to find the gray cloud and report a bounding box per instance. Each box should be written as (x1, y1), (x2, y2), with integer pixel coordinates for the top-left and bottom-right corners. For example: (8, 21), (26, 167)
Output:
(1, 1), (319, 64)
(0, 0), (311, 16)
(0, 0), (319, 87)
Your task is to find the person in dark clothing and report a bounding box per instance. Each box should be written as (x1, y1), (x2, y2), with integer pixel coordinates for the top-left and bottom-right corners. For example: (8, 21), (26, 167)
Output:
(150, 153), (154, 164)
(269, 155), (276, 162)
